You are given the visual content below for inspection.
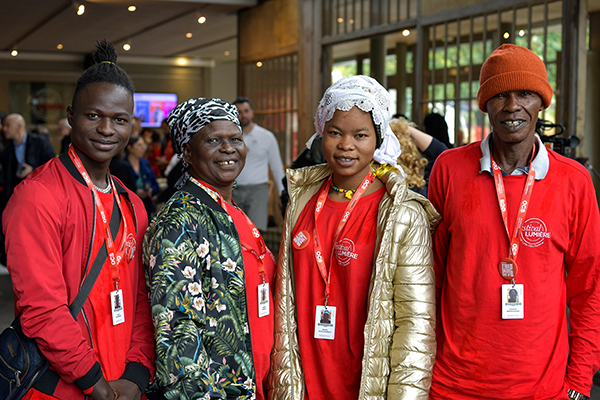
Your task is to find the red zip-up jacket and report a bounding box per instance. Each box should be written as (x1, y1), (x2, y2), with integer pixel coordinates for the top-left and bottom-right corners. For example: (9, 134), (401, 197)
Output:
(3, 152), (155, 399)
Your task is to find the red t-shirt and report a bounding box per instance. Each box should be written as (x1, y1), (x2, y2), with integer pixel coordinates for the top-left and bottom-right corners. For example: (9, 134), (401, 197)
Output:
(87, 190), (138, 381)
(292, 183), (385, 400)
(228, 205), (276, 400)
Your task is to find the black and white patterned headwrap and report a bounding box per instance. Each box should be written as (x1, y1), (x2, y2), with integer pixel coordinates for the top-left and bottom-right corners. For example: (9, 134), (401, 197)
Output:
(167, 97), (241, 155)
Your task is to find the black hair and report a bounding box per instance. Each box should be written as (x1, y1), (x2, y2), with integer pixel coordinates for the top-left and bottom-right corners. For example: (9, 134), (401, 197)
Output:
(232, 96), (252, 109)
(370, 112), (383, 149)
(424, 112), (452, 148)
(72, 39), (135, 106)
(125, 135), (143, 155)
(0, 111), (7, 126)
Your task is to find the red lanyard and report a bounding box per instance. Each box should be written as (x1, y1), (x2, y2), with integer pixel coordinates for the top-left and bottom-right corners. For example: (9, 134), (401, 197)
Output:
(490, 149), (536, 270)
(313, 171), (374, 305)
(68, 146), (128, 290)
(189, 177), (270, 282)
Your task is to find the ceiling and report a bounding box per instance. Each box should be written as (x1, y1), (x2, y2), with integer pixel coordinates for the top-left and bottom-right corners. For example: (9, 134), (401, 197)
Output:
(1, 0), (257, 64)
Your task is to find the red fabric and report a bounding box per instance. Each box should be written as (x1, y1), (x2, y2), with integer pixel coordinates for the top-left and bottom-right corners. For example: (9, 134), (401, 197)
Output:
(292, 184), (384, 399)
(428, 143), (600, 399)
(228, 206), (275, 400)
(3, 156), (154, 400)
(151, 138), (174, 177)
(88, 191), (138, 381)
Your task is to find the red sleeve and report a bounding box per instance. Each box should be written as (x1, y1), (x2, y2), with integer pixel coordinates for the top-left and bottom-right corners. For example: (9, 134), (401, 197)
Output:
(564, 171), (600, 395)
(3, 180), (98, 383)
(123, 195), (155, 380)
(427, 153), (449, 308)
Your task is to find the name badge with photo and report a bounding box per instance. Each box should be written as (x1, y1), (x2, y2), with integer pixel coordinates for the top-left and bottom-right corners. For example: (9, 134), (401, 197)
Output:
(111, 289), (125, 326)
(258, 283), (270, 318)
(314, 305), (336, 340)
(501, 284), (524, 320)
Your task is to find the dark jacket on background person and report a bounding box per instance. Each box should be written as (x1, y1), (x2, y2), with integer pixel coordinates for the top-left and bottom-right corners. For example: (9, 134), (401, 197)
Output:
(0, 132), (55, 208)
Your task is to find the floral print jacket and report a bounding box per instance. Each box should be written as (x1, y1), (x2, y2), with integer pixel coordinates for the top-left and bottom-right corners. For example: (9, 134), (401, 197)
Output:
(144, 179), (256, 399)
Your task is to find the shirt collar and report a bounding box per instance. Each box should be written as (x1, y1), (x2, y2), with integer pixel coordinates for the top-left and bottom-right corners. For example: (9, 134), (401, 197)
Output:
(13, 131), (28, 148)
(479, 133), (549, 180)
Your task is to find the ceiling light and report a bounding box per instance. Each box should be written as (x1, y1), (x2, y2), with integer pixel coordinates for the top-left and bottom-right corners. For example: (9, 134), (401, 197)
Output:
(197, 16), (206, 24)
(11, 49), (18, 57)
(402, 29), (410, 36)
(256, 61), (263, 67)
(503, 31), (510, 39)
(337, 17), (343, 23)
(128, 5), (136, 12)
(186, 32), (193, 38)
(123, 43), (131, 51)
(224, 50), (230, 56)
(349, 19), (354, 24)
(519, 29), (525, 37)
(57, 44), (64, 50)
(77, 4), (85, 15)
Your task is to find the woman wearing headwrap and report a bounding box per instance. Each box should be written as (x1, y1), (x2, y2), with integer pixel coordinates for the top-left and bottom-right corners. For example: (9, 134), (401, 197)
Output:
(143, 98), (275, 400)
(268, 76), (440, 399)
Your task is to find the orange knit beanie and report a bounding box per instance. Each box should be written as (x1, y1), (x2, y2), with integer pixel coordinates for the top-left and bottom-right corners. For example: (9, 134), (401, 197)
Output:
(477, 44), (553, 112)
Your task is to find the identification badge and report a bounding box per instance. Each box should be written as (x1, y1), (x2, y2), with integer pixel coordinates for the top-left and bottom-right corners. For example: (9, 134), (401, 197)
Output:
(314, 305), (336, 340)
(258, 283), (270, 318)
(110, 289), (125, 325)
(501, 284), (524, 319)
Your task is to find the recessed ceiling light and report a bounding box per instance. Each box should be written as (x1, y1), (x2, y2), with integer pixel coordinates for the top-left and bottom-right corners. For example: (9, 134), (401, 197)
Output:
(128, 5), (136, 12)
(57, 44), (64, 50)
(349, 19), (354, 24)
(11, 50), (18, 57)
(224, 50), (230, 56)
(197, 16), (206, 24)
(176, 58), (189, 66)
(256, 61), (263, 67)
(402, 29), (410, 36)
(77, 4), (85, 16)
(519, 29), (525, 37)
(337, 17), (343, 23)
(186, 32), (193, 38)
(503, 31), (510, 39)
(123, 43), (131, 51)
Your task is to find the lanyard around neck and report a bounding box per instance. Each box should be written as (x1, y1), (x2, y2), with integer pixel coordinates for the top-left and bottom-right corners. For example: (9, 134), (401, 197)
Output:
(190, 177), (269, 282)
(312, 171), (374, 305)
(490, 146), (536, 279)
(68, 146), (128, 289)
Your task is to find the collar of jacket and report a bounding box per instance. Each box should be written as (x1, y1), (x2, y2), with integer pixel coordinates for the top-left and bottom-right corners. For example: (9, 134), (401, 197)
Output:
(58, 150), (130, 200)
(179, 177), (228, 214)
(286, 163), (441, 232)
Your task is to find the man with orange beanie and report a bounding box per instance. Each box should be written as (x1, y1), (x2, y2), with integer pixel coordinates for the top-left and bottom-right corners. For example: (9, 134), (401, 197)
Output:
(428, 44), (600, 399)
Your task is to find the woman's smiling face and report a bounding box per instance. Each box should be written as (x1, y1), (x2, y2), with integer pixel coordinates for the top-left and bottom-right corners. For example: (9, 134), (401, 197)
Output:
(322, 106), (377, 187)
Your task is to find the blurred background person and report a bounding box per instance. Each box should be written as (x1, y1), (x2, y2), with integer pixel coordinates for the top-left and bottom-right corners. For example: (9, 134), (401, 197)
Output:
(124, 135), (158, 218)
(232, 96), (285, 234)
(389, 117), (428, 196)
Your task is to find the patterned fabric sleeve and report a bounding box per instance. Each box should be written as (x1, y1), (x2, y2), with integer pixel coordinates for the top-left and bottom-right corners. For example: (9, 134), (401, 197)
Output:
(143, 194), (255, 399)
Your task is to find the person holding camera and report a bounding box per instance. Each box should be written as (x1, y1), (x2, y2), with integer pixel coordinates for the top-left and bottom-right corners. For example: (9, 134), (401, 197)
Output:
(428, 44), (600, 399)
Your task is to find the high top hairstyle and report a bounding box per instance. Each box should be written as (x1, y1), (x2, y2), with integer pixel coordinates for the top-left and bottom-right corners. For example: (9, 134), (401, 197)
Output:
(72, 39), (135, 106)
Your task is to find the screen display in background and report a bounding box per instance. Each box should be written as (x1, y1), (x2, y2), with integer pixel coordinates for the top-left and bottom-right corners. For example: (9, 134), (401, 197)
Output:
(134, 93), (178, 127)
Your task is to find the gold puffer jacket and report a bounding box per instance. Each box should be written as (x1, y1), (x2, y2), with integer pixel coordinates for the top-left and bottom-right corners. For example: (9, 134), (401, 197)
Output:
(268, 164), (441, 400)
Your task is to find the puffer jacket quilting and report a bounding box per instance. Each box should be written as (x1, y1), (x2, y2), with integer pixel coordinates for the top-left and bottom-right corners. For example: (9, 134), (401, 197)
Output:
(268, 163), (440, 400)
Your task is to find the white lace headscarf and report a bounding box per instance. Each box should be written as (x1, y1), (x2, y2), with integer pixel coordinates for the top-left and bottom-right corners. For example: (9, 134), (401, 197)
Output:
(312, 75), (402, 167)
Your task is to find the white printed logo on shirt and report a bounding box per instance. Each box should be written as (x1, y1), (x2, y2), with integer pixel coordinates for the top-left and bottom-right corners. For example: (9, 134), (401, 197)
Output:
(334, 238), (358, 266)
(520, 218), (551, 248)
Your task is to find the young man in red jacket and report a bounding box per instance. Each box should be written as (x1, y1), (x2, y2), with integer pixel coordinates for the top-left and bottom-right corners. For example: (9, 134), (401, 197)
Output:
(429, 44), (600, 400)
(3, 40), (154, 400)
